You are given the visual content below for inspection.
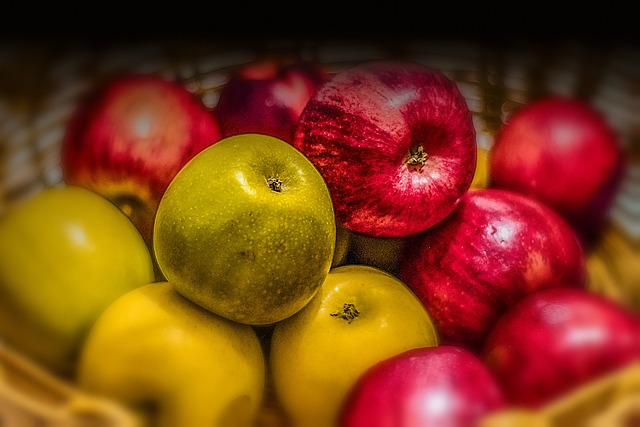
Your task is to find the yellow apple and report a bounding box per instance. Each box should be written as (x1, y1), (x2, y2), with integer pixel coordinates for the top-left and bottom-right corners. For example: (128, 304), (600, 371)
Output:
(0, 185), (154, 376)
(269, 264), (440, 427)
(76, 281), (266, 427)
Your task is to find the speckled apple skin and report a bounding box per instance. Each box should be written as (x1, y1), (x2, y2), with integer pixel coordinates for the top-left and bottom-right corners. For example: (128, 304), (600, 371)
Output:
(61, 74), (222, 244)
(399, 188), (587, 352)
(292, 59), (476, 238)
(481, 287), (640, 408)
(489, 96), (625, 245)
(339, 345), (507, 427)
(216, 58), (329, 143)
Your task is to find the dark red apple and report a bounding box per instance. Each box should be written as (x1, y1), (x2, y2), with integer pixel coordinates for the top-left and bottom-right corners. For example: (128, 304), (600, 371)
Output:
(399, 188), (587, 352)
(292, 59), (477, 238)
(215, 56), (329, 143)
(339, 345), (507, 427)
(489, 95), (625, 245)
(60, 74), (222, 250)
(481, 287), (640, 409)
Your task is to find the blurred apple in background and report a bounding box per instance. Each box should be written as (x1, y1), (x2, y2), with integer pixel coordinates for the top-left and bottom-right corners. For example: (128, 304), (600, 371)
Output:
(399, 188), (587, 352)
(488, 95), (625, 246)
(339, 345), (507, 427)
(292, 59), (477, 238)
(60, 73), (222, 277)
(77, 281), (266, 427)
(215, 56), (329, 143)
(481, 287), (639, 409)
(0, 186), (155, 376)
(270, 265), (439, 427)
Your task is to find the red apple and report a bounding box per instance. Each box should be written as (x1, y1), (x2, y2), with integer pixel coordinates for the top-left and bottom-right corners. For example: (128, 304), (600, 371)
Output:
(292, 59), (477, 238)
(399, 188), (587, 352)
(481, 287), (640, 409)
(60, 73), (222, 250)
(339, 345), (507, 427)
(489, 95), (625, 245)
(215, 56), (329, 143)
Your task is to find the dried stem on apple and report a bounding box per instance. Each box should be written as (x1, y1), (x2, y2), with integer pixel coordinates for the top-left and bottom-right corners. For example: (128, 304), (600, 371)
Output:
(406, 145), (427, 171)
(266, 175), (283, 192)
(330, 303), (360, 323)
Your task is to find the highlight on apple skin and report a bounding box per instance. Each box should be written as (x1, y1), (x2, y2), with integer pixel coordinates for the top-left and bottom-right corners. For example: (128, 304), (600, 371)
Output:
(61, 73), (222, 249)
(399, 188), (587, 352)
(339, 345), (507, 427)
(292, 59), (477, 238)
(489, 95), (625, 246)
(481, 287), (640, 409)
(215, 56), (329, 143)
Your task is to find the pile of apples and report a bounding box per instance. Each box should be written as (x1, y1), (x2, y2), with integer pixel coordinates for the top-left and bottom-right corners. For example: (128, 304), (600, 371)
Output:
(0, 52), (638, 427)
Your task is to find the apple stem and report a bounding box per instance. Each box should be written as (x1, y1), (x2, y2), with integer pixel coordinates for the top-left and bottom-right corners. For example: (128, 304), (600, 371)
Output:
(266, 174), (283, 192)
(406, 145), (427, 171)
(330, 303), (360, 324)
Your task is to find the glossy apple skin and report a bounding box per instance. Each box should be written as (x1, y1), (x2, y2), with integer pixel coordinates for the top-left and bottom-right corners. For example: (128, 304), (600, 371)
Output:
(292, 59), (476, 238)
(481, 287), (640, 409)
(399, 188), (587, 352)
(270, 265), (439, 427)
(216, 57), (329, 143)
(489, 96), (625, 245)
(339, 345), (507, 427)
(61, 74), (222, 247)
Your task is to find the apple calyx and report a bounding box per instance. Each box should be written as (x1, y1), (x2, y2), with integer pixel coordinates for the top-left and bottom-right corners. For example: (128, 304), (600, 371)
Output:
(406, 146), (427, 171)
(266, 175), (283, 192)
(331, 303), (360, 323)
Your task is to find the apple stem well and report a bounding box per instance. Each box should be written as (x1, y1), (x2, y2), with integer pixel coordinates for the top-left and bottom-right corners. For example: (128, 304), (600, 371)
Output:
(266, 175), (283, 192)
(331, 303), (360, 323)
(406, 146), (427, 171)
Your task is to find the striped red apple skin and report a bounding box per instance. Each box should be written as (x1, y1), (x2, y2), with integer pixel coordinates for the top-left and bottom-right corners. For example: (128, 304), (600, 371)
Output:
(292, 59), (477, 238)
(399, 188), (587, 352)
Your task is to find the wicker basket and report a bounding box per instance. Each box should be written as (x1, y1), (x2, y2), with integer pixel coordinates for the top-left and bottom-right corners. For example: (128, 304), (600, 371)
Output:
(1, 40), (639, 427)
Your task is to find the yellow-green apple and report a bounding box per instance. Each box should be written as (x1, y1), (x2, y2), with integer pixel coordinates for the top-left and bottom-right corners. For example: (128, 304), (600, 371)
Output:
(0, 185), (154, 376)
(153, 133), (336, 326)
(60, 73), (222, 264)
(215, 56), (329, 143)
(269, 264), (439, 427)
(339, 345), (507, 427)
(489, 96), (625, 245)
(292, 59), (477, 238)
(481, 287), (639, 409)
(77, 281), (266, 427)
(399, 188), (587, 352)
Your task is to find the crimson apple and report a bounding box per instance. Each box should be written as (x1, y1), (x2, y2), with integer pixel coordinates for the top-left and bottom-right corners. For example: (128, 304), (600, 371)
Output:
(489, 95), (625, 245)
(399, 188), (587, 352)
(61, 73), (222, 251)
(292, 59), (477, 238)
(339, 345), (507, 427)
(215, 57), (329, 143)
(481, 287), (640, 409)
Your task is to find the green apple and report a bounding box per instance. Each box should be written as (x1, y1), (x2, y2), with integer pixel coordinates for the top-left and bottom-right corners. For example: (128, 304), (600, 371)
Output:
(270, 264), (440, 427)
(77, 281), (266, 427)
(0, 185), (155, 376)
(153, 133), (336, 326)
